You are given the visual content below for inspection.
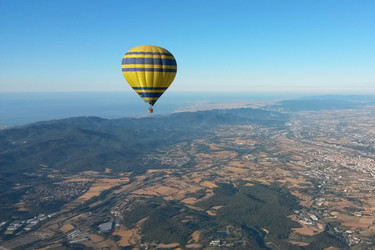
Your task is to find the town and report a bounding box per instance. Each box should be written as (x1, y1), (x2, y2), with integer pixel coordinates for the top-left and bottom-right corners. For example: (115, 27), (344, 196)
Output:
(1, 106), (375, 249)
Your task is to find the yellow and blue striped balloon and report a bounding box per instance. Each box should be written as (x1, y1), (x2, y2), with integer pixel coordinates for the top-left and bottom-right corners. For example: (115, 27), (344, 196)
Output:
(121, 45), (177, 108)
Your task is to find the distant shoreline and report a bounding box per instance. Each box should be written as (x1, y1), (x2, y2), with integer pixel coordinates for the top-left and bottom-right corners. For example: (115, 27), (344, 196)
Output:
(1, 92), (374, 126)
(0, 92), (303, 126)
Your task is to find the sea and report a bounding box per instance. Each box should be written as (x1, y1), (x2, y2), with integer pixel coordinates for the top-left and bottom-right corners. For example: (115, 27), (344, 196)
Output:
(0, 91), (306, 127)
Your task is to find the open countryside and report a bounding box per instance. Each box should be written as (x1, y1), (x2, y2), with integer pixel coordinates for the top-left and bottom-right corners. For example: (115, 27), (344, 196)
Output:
(1, 96), (375, 249)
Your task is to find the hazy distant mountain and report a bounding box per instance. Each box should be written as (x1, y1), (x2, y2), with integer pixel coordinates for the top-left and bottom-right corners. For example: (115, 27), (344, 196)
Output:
(0, 108), (288, 175)
(270, 95), (375, 111)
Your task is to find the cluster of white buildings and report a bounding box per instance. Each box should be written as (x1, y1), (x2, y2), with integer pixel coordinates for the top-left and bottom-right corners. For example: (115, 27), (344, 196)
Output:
(2, 212), (59, 235)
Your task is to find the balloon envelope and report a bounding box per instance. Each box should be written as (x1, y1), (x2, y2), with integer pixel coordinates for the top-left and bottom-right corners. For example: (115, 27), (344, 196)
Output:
(121, 45), (177, 106)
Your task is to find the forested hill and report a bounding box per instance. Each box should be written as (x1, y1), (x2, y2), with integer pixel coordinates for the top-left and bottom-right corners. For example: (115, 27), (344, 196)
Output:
(0, 108), (288, 174)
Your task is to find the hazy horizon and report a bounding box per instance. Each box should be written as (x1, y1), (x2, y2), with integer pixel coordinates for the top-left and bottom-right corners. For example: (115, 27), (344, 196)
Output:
(1, 91), (374, 127)
(0, 91), (309, 126)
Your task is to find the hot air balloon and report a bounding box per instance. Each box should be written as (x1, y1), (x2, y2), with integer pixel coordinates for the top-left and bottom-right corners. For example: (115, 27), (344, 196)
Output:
(121, 45), (177, 113)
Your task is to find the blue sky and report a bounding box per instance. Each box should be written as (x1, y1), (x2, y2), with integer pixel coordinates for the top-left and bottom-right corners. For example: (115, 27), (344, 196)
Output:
(1, 0), (374, 93)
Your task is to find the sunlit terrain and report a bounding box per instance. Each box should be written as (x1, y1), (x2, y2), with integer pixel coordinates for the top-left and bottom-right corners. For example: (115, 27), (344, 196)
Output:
(1, 96), (375, 249)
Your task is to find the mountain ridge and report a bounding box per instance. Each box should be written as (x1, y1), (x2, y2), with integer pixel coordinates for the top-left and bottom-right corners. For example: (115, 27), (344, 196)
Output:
(0, 108), (288, 175)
